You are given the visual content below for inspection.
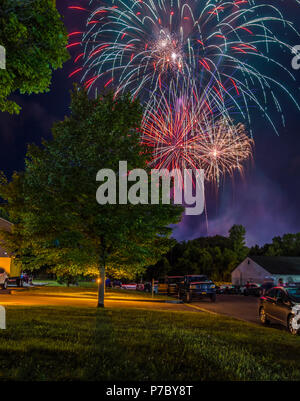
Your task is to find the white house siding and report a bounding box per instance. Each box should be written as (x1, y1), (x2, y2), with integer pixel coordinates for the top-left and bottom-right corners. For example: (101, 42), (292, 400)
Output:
(232, 258), (273, 285)
(232, 258), (300, 285)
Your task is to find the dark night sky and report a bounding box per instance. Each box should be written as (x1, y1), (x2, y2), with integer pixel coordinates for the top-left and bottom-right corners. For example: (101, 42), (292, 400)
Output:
(0, 1), (299, 246)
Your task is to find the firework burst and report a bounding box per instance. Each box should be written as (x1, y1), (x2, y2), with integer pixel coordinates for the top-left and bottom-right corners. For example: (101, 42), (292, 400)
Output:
(141, 89), (253, 184)
(69, 0), (299, 134)
(198, 118), (254, 184)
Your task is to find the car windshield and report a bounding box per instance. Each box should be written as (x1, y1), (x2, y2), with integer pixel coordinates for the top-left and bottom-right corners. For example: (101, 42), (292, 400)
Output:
(187, 276), (210, 282)
(286, 287), (300, 302)
(168, 277), (182, 284)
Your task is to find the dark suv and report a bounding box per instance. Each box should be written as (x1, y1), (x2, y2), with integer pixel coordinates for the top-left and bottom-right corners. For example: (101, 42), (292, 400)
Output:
(178, 275), (217, 303)
(259, 285), (300, 335)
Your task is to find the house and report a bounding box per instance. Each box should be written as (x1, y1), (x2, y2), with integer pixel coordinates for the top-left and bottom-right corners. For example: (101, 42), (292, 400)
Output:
(231, 256), (300, 286)
(0, 217), (20, 276)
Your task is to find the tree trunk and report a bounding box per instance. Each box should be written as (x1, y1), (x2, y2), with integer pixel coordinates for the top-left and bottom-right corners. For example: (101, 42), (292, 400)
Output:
(98, 244), (106, 308)
(98, 238), (108, 308)
(97, 266), (105, 307)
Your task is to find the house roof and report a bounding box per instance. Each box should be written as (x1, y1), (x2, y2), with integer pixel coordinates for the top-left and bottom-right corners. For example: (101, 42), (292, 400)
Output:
(0, 217), (12, 232)
(250, 256), (300, 275)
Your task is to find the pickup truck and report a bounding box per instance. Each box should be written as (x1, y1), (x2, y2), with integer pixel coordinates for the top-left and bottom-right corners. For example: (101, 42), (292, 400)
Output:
(0, 260), (23, 288)
(158, 276), (184, 296)
(178, 275), (217, 303)
(0, 268), (8, 290)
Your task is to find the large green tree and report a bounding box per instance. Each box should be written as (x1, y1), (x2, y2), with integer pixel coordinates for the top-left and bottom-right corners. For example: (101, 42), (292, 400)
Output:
(0, 0), (69, 113)
(229, 224), (248, 261)
(0, 87), (183, 306)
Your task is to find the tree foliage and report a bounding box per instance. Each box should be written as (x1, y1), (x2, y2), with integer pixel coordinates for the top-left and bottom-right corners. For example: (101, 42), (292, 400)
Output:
(229, 224), (248, 261)
(0, 0), (69, 113)
(147, 226), (248, 282)
(0, 87), (183, 305)
(250, 233), (300, 257)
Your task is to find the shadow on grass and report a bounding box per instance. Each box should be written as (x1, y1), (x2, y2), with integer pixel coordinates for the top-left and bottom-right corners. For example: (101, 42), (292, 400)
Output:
(1, 306), (300, 381)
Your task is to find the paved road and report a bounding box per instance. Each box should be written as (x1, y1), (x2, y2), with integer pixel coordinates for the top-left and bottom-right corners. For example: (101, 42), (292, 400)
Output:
(191, 294), (260, 324)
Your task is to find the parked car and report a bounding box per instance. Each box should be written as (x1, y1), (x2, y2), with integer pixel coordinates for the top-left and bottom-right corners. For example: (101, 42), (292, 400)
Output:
(167, 276), (184, 296)
(144, 282), (151, 293)
(215, 285), (223, 294)
(220, 285), (241, 295)
(259, 282), (274, 296)
(113, 280), (122, 288)
(158, 278), (168, 295)
(259, 285), (300, 335)
(0, 268), (8, 290)
(242, 283), (261, 297)
(121, 283), (137, 290)
(136, 283), (145, 291)
(177, 275), (217, 303)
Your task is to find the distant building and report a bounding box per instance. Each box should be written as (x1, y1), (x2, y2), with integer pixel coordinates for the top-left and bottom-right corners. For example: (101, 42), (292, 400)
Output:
(231, 256), (300, 286)
(0, 217), (20, 276)
(0, 217), (12, 257)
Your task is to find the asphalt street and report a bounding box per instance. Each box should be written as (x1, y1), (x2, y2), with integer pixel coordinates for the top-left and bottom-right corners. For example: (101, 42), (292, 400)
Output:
(191, 294), (260, 324)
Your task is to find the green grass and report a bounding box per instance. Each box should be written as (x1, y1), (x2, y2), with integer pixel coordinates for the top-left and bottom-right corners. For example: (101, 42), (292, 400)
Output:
(32, 280), (97, 288)
(29, 286), (173, 301)
(1, 304), (300, 381)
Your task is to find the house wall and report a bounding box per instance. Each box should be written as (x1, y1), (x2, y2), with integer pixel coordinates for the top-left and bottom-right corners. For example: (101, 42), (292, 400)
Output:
(231, 258), (300, 285)
(0, 257), (12, 274)
(0, 257), (21, 277)
(231, 258), (273, 285)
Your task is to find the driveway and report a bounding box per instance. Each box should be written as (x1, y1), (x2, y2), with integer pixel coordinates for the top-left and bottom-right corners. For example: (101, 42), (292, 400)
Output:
(190, 294), (260, 324)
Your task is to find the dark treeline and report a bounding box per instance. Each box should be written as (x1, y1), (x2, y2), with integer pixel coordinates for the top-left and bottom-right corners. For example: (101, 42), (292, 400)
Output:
(147, 225), (248, 282)
(250, 233), (300, 258)
(147, 228), (300, 282)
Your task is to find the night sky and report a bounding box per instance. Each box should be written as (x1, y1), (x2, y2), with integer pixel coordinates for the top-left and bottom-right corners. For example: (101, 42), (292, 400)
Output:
(0, 1), (299, 247)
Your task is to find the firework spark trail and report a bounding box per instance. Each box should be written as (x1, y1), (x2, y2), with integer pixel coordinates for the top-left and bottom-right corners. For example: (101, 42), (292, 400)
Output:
(198, 118), (254, 184)
(141, 87), (254, 184)
(69, 0), (299, 135)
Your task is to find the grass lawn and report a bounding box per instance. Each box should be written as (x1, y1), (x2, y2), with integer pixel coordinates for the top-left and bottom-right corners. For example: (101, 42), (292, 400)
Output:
(27, 286), (173, 301)
(32, 280), (98, 288)
(1, 302), (300, 381)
